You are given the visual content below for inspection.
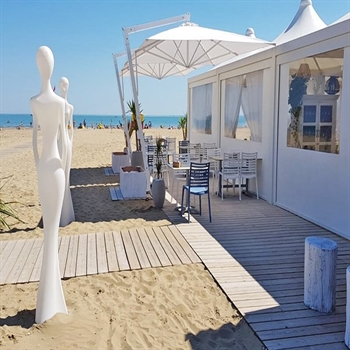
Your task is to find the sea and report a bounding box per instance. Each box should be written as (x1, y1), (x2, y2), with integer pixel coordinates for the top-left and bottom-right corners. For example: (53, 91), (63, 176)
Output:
(0, 114), (247, 129)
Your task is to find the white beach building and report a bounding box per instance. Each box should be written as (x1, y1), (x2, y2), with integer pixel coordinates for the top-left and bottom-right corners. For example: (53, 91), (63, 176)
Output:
(187, 0), (350, 239)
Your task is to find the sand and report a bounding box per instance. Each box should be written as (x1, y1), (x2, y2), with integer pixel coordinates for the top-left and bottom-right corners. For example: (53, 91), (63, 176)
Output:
(0, 126), (263, 350)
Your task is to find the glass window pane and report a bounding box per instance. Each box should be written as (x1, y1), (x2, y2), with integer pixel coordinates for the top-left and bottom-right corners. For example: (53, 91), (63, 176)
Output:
(320, 105), (333, 122)
(319, 126), (332, 142)
(303, 126), (316, 142)
(303, 106), (316, 123)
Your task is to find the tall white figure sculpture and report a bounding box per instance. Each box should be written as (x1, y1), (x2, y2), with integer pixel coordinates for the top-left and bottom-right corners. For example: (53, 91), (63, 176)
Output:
(30, 46), (68, 324)
(59, 77), (75, 227)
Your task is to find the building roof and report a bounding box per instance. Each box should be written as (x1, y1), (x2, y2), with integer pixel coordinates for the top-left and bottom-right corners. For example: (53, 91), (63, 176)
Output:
(274, 0), (326, 44)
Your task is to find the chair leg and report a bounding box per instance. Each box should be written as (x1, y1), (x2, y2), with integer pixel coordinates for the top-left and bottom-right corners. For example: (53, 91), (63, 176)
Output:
(199, 196), (202, 216)
(181, 186), (185, 215)
(239, 177), (242, 201)
(187, 190), (191, 223)
(255, 176), (259, 199)
(208, 192), (212, 222)
(221, 177), (224, 201)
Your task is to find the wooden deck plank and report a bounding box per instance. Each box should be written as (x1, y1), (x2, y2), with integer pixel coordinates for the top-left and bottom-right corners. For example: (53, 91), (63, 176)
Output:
(161, 191), (349, 350)
(0, 239), (26, 284)
(113, 230), (129, 271)
(64, 234), (79, 278)
(76, 234), (87, 276)
(121, 229), (140, 270)
(168, 225), (201, 263)
(152, 227), (181, 265)
(160, 226), (192, 264)
(87, 233), (97, 275)
(29, 241), (44, 282)
(104, 231), (119, 272)
(264, 331), (345, 350)
(136, 228), (162, 268)
(6, 239), (35, 284)
(128, 228), (151, 269)
(58, 235), (71, 278)
(17, 239), (43, 283)
(144, 227), (172, 267)
(0, 240), (17, 273)
(0, 240), (8, 255)
(96, 232), (108, 274)
(109, 187), (118, 201)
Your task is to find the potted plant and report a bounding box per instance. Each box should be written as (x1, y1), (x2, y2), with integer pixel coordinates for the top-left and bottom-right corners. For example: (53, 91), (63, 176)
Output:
(151, 137), (166, 208)
(126, 99), (145, 167)
(178, 113), (187, 140)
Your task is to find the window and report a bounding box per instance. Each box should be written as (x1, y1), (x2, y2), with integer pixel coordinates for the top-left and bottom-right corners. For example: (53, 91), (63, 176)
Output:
(223, 70), (263, 141)
(287, 48), (343, 154)
(191, 83), (212, 134)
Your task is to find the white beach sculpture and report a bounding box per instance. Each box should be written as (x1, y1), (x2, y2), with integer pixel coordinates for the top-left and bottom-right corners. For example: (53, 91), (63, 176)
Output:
(59, 77), (75, 227)
(30, 46), (68, 324)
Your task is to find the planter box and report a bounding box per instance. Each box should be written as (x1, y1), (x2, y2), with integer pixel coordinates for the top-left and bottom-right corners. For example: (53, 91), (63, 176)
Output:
(120, 166), (147, 198)
(112, 152), (129, 174)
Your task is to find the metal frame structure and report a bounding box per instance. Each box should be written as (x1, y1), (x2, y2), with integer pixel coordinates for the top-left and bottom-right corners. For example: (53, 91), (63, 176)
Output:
(122, 13), (190, 190)
(112, 52), (132, 159)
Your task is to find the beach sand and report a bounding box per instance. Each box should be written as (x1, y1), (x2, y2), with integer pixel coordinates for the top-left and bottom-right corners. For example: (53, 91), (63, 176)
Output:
(0, 127), (263, 350)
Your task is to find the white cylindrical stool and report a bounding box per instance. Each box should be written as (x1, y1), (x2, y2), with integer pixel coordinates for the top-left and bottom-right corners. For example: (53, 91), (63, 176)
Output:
(304, 236), (338, 313)
(345, 266), (350, 348)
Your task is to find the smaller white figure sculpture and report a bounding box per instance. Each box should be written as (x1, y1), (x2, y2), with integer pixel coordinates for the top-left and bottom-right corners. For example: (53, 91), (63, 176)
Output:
(30, 46), (68, 324)
(59, 77), (75, 227)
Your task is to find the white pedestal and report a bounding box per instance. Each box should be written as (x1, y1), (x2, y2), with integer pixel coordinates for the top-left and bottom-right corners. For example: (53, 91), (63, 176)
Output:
(304, 236), (338, 313)
(112, 152), (129, 174)
(120, 166), (147, 198)
(345, 266), (350, 348)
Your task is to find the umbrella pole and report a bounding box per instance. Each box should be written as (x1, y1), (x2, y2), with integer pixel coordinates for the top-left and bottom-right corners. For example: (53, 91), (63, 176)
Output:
(112, 53), (132, 159)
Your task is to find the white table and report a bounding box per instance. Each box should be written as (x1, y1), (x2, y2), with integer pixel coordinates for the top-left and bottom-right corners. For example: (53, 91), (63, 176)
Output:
(209, 155), (262, 198)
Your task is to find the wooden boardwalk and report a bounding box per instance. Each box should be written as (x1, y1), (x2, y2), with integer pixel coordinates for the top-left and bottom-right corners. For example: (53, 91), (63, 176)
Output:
(0, 225), (201, 285)
(162, 183), (350, 350)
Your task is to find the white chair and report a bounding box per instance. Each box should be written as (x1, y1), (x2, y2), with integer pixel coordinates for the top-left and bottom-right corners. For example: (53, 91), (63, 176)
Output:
(206, 148), (221, 195)
(218, 152), (241, 201)
(203, 142), (217, 149)
(178, 140), (190, 154)
(241, 152), (259, 199)
(172, 153), (190, 200)
(189, 143), (201, 161)
(165, 137), (176, 162)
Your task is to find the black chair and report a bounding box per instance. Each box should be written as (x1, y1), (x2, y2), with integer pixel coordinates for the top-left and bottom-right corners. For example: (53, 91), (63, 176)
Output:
(181, 162), (212, 223)
(178, 140), (190, 154)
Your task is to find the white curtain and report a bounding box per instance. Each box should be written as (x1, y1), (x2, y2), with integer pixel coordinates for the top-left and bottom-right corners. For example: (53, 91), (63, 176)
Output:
(241, 70), (263, 142)
(192, 83), (213, 134)
(224, 76), (243, 138)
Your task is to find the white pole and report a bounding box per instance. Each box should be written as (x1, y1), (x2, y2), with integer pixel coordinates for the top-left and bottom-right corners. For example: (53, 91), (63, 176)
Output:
(112, 53), (132, 159)
(122, 13), (190, 192)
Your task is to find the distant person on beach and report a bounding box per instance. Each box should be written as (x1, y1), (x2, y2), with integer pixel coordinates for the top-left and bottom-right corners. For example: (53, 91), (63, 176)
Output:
(83, 119), (87, 128)
(73, 119), (76, 128)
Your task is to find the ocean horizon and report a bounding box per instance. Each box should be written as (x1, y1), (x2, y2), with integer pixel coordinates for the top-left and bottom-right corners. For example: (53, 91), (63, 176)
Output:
(0, 113), (247, 129)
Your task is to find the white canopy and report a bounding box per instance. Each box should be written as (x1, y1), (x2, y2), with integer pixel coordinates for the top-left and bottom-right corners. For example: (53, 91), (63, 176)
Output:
(126, 22), (274, 72)
(330, 12), (350, 25)
(274, 0), (326, 44)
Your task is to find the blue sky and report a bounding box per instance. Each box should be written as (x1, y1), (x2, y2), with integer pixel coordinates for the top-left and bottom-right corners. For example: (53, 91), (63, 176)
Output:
(0, 0), (348, 116)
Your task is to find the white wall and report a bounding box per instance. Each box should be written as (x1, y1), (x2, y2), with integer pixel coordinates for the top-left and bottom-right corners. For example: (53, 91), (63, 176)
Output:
(276, 46), (349, 239)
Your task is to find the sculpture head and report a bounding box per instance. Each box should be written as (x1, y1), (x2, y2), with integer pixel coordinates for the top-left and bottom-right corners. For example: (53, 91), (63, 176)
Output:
(36, 46), (54, 81)
(59, 77), (69, 97)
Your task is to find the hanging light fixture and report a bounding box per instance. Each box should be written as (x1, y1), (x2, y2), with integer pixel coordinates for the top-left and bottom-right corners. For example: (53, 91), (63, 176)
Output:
(296, 63), (311, 78)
